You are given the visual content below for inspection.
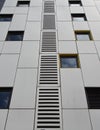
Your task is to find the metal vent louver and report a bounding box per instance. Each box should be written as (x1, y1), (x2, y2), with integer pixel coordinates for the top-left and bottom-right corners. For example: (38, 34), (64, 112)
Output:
(44, 1), (54, 13)
(42, 32), (56, 52)
(85, 88), (100, 109)
(38, 54), (59, 86)
(43, 15), (55, 29)
(35, 87), (62, 130)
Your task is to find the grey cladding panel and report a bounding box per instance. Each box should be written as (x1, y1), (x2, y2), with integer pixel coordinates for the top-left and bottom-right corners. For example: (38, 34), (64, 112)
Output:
(42, 32), (56, 52)
(44, 1), (55, 13)
(43, 15), (55, 29)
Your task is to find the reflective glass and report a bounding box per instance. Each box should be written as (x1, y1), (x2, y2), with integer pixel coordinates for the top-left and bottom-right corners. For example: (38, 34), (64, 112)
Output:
(60, 57), (78, 68)
(6, 31), (24, 41)
(0, 89), (12, 109)
(76, 34), (90, 41)
(73, 17), (85, 21)
(0, 15), (13, 21)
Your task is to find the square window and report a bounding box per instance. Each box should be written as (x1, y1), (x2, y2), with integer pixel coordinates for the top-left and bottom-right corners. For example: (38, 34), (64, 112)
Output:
(17, 1), (30, 7)
(6, 31), (24, 41)
(69, 0), (82, 6)
(71, 14), (87, 21)
(85, 88), (100, 109)
(0, 14), (13, 22)
(75, 31), (92, 41)
(60, 55), (80, 68)
(0, 88), (12, 109)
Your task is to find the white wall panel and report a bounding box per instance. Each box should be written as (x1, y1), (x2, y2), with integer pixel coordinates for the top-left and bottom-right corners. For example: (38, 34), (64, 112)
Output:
(6, 110), (34, 130)
(95, 41), (100, 58)
(0, 23), (10, 41)
(0, 42), (3, 53)
(89, 22), (100, 40)
(2, 41), (21, 54)
(0, 55), (19, 86)
(10, 69), (37, 108)
(79, 54), (100, 87)
(77, 41), (96, 54)
(63, 110), (91, 130)
(57, 22), (75, 40)
(0, 110), (8, 130)
(28, 7), (42, 21)
(61, 69), (87, 108)
(59, 41), (77, 54)
(73, 22), (89, 30)
(9, 14), (27, 30)
(70, 7), (84, 13)
(30, 0), (42, 6)
(82, 0), (95, 6)
(57, 7), (71, 21)
(24, 22), (40, 40)
(15, 7), (28, 14)
(84, 7), (100, 21)
(18, 41), (39, 68)
(1, 7), (15, 14)
(90, 110), (100, 130)
(4, 0), (17, 7)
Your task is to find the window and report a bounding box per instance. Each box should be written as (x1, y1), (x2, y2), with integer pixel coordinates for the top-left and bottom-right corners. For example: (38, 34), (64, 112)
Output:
(0, 0), (6, 11)
(69, 0), (82, 6)
(71, 14), (87, 21)
(17, 1), (30, 7)
(0, 14), (13, 22)
(43, 15), (55, 29)
(60, 54), (80, 68)
(0, 88), (12, 109)
(85, 88), (100, 109)
(6, 31), (24, 41)
(75, 31), (93, 41)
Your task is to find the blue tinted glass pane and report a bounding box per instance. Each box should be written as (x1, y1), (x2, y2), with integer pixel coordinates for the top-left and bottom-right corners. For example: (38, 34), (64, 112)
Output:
(76, 34), (90, 40)
(0, 17), (11, 21)
(0, 91), (11, 109)
(61, 57), (77, 68)
(6, 32), (24, 41)
(8, 35), (23, 41)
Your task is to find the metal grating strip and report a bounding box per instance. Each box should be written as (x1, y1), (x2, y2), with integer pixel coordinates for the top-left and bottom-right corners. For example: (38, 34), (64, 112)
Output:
(38, 54), (59, 86)
(44, 1), (55, 13)
(43, 15), (55, 29)
(35, 87), (62, 130)
(41, 32), (56, 52)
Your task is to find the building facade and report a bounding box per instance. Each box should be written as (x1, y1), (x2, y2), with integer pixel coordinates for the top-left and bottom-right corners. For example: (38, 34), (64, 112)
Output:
(0, 0), (100, 130)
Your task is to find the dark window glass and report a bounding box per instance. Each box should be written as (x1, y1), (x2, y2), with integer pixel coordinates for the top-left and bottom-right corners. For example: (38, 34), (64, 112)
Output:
(6, 31), (24, 41)
(60, 55), (79, 68)
(85, 88), (100, 109)
(17, 1), (30, 7)
(0, 0), (6, 11)
(0, 14), (13, 22)
(69, 0), (82, 6)
(75, 31), (92, 41)
(71, 14), (87, 21)
(0, 88), (12, 109)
